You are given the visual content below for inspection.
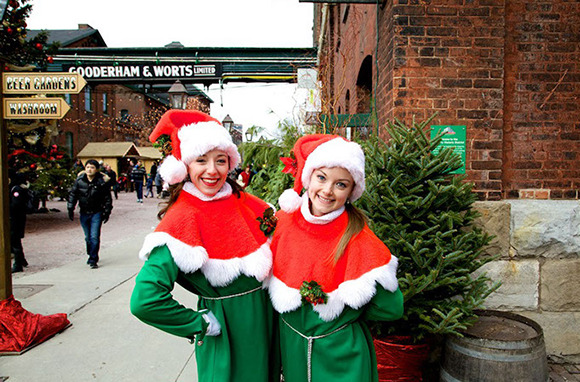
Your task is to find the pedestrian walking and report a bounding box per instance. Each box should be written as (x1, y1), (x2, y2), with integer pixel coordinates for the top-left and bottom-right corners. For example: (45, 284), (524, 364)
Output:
(144, 173), (154, 198)
(9, 171), (30, 273)
(267, 134), (404, 382)
(67, 159), (113, 269)
(131, 110), (279, 382)
(103, 163), (118, 200)
(131, 160), (147, 203)
(154, 171), (163, 197)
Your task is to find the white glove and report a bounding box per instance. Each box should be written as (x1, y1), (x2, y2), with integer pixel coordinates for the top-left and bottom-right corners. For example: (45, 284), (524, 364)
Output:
(202, 311), (221, 336)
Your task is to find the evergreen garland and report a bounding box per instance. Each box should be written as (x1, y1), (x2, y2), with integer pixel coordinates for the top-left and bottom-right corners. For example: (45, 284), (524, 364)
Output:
(357, 118), (499, 341)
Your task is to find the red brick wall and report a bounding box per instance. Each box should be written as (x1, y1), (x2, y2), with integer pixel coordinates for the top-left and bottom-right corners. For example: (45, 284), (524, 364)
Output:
(503, 0), (580, 199)
(57, 85), (165, 157)
(389, 0), (506, 200)
(317, 0), (580, 200)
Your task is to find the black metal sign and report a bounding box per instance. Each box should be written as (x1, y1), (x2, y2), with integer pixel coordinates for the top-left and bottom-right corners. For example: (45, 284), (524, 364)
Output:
(62, 62), (223, 82)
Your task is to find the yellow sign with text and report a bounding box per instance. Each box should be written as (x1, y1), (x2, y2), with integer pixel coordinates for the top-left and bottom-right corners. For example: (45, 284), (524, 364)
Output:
(2, 72), (87, 94)
(3, 98), (71, 119)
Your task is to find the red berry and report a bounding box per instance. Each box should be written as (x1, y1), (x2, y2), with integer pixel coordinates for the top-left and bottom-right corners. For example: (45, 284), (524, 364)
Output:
(6, 27), (13, 34)
(35, 43), (43, 50)
(47, 56), (54, 63)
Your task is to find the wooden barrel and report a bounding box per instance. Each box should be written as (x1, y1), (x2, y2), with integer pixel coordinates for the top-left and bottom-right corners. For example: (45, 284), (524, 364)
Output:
(440, 310), (548, 382)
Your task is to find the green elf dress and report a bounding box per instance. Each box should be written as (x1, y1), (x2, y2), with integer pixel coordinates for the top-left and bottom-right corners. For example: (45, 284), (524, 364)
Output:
(130, 182), (279, 382)
(267, 194), (404, 382)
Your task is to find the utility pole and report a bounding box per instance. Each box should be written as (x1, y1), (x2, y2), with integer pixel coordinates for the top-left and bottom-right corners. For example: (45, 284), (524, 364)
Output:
(0, 60), (13, 300)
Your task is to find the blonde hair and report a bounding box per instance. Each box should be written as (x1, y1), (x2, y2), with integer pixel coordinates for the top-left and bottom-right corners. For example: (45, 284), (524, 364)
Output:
(328, 202), (368, 264)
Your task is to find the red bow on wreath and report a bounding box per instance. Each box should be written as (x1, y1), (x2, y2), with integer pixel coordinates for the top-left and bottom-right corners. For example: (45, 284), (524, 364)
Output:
(280, 156), (298, 177)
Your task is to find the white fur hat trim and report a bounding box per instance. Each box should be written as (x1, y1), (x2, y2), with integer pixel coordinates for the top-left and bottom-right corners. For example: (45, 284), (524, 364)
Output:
(158, 155), (188, 185)
(178, 121), (241, 171)
(278, 189), (302, 213)
(301, 138), (365, 202)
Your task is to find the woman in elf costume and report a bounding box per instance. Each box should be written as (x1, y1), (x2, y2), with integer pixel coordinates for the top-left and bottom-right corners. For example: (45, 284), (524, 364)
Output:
(130, 110), (279, 382)
(267, 134), (404, 382)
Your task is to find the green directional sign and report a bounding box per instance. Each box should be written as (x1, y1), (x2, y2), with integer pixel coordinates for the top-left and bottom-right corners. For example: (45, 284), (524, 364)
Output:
(431, 125), (466, 174)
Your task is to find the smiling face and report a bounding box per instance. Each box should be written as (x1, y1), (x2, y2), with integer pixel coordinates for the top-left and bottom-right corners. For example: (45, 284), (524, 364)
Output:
(188, 149), (230, 196)
(307, 167), (354, 216)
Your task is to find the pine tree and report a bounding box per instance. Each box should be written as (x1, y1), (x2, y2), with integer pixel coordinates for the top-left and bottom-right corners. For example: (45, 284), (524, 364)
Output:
(0, 0), (58, 68)
(357, 118), (499, 341)
(239, 122), (304, 206)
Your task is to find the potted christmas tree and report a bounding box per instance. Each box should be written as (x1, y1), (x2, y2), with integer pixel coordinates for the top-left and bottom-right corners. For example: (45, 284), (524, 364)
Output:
(356, 118), (499, 381)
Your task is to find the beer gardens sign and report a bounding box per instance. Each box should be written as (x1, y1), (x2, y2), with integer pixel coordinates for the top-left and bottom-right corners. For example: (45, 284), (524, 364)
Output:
(2, 72), (86, 119)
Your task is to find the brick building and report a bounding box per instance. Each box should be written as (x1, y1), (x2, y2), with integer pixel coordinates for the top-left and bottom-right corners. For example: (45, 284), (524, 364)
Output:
(314, 0), (580, 200)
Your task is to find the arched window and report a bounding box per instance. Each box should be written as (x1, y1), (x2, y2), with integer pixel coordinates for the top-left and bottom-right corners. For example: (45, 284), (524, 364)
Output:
(65, 132), (73, 158)
(345, 89), (351, 114)
(356, 55), (373, 113)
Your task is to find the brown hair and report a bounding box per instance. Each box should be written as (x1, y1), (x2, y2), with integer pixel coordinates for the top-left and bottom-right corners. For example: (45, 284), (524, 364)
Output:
(157, 177), (242, 220)
(328, 202), (368, 264)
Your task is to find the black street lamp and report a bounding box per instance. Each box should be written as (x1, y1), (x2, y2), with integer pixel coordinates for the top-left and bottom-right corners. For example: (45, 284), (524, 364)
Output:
(245, 130), (253, 142)
(222, 114), (234, 132)
(168, 80), (188, 109)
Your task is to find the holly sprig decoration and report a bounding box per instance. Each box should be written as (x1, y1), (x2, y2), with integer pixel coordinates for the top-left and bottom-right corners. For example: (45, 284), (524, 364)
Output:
(300, 281), (328, 306)
(257, 207), (277, 237)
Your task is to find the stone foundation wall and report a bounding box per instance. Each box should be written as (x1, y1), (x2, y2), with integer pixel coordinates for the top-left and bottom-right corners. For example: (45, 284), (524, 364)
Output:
(473, 200), (580, 363)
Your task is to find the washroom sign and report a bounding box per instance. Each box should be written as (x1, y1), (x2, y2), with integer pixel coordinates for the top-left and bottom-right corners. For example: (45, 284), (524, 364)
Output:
(430, 125), (466, 174)
(2, 72), (86, 119)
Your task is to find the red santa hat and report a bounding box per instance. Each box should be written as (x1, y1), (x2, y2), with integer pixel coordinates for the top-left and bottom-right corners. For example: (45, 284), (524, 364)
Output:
(279, 134), (366, 212)
(150, 110), (241, 185)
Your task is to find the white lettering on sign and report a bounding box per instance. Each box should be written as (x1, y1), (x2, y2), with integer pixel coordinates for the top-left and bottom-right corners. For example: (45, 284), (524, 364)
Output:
(32, 76), (77, 91)
(70, 66), (141, 78)
(9, 102), (59, 116)
(6, 76), (32, 90)
(194, 66), (216, 75)
(68, 64), (218, 79)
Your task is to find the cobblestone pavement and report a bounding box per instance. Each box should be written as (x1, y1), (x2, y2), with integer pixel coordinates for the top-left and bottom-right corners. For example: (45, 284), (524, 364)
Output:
(12, 190), (162, 277)
(550, 363), (580, 381)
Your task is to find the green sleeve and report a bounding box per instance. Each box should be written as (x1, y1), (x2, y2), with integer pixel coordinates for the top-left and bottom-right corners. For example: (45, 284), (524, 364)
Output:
(363, 285), (404, 322)
(130, 245), (208, 340)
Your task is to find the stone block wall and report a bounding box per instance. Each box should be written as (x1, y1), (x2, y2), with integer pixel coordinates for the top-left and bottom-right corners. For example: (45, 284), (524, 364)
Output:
(474, 200), (580, 363)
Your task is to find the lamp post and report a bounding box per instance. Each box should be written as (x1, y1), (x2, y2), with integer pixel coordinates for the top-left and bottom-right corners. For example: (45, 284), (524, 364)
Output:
(168, 80), (188, 109)
(222, 114), (234, 133)
(245, 130), (253, 142)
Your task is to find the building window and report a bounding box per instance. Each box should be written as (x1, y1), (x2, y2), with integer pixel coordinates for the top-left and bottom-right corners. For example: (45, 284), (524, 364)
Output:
(64, 94), (72, 105)
(84, 86), (92, 112)
(120, 109), (129, 123)
(102, 92), (108, 115)
(65, 132), (73, 158)
(345, 90), (350, 114)
(356, 55), (373, 114)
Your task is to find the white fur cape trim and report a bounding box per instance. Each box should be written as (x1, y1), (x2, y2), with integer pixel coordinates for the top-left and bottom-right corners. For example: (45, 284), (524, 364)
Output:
(159, 155), (188, 185)
(139, 232), (272, 287)
(302, 138), (366, 202)
(267, 256), (399, 321)
(279, 189), (302, 213)
(183, 181), (232, 201)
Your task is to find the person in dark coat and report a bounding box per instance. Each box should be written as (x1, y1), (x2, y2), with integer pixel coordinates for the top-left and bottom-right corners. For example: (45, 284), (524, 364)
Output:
(67, 159), (113, 269)
(103, 164), (118, 200)
(9, 171), (29, 273)
(131, 160), (147, 203)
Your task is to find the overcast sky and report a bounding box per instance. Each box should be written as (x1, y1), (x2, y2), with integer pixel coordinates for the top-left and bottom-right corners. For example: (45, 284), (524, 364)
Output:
(26, 0), (315, 132)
